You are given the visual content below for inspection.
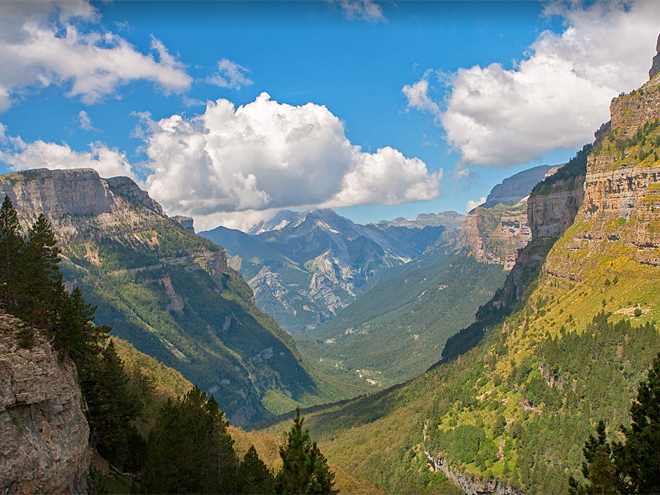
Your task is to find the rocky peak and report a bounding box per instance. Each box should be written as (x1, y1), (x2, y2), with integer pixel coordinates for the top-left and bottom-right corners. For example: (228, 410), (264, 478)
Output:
(0, 314), (90, 494)
(172, 215), (195, 233)
(650, 34), (660, 80)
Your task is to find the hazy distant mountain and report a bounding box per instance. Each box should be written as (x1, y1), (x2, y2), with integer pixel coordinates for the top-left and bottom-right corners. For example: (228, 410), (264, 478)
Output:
(374, 211), (464, 230)
(481, 164), (555, 208)
(200, 209), (448, 333)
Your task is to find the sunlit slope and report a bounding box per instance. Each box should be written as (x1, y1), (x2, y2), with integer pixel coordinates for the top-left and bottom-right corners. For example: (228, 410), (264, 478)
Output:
(295, 249), (507, 388)
(0, 169), (350, 425)
(256, 79), (660, 494)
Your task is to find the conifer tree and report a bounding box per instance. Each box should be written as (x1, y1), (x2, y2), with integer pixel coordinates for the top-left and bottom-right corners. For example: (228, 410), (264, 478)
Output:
(18, 214), (62, 328)
(238, 446), (276, 494)
(614, 352), (660, 493)
(142, 386), (238, 494)
(570, 351), (660, 494)
(0, 195), (22, 310)
(276, 408), (338, 495)
(568, 421), (618, 495)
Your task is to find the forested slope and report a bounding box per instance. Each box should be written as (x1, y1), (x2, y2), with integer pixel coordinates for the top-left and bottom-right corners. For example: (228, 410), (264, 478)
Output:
(255, 72), (660, 494)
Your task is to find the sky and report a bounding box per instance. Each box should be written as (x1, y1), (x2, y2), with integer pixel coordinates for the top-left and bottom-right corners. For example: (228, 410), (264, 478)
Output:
(0, 0), (658, 232)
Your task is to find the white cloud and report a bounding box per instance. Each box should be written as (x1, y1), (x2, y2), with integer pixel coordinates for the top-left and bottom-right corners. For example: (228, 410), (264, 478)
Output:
(403, 0), (660, 168)
(77, 110), (95, 131)
(402, 78), (440, 116)
(332, 0), (386, 23)
(465, 196), (486, 213)
(0, 0), (191, 112)
(0, 128), (135, 179)
(206, 59), (254, 90)
(141, 92), (440, 217)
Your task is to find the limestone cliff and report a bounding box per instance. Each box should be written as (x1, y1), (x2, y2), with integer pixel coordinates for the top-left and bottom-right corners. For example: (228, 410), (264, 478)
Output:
(0, 314), (90, 495)
(456, 200), (532, 270)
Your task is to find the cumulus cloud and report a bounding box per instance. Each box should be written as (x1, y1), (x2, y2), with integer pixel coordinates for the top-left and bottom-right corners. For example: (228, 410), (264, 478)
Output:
(331, 0), (386, 23)
(402, 78), (440, 116)
(465, 197), (486, 213)
(0, 127), (135, 179)
(141, 92), (440, 217)
(206, 59), (254, 90)
(403, 0), (660, 168)
(77, 110), (95, 131)
(0, 0), (191, 111)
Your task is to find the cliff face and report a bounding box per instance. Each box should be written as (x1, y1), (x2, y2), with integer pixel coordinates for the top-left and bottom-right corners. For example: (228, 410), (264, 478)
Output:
(0, 315), (90, 495)
(0, 168), (339, 425)
(456, 201), (531, 270)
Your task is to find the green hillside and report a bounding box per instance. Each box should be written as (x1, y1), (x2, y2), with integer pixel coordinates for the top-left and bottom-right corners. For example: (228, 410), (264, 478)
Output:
(295, 249), (507, 388)
(0, 169), (352, 425)
(255, 82), (660, 494)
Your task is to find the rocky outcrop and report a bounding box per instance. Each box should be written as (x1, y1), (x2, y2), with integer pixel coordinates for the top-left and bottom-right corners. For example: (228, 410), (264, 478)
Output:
(425, 453), (526, 495)
(0, 169), (165, 241)
(0, 314), (90, 495)
(456, 201), (532, 270)
(650, 34), (660, 80)
(482, 165), (554, 208)
(172, 215), (195, 233)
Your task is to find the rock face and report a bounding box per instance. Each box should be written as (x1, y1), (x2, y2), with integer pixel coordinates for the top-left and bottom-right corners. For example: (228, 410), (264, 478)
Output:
(172, 215), (195, 233)
(482, 165), (554, 208)
(425, 453), (526, 495)
(552, 75), (660, 272)
(456, 200), (532, 270)
(0, 314), (90, 495)
(650, 34), (660, 80)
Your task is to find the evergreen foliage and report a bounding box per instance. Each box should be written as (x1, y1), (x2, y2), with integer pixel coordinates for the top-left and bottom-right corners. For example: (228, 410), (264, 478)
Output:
(276, 408), (338, 494)
(238, 446), (276, 494)
(570, 351), (660, 494)
(0, 196), (142, 471)
(141, 385), (239, 494)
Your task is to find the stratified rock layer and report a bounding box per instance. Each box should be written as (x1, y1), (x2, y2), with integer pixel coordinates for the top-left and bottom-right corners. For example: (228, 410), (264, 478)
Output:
(0, 314), (90, 495)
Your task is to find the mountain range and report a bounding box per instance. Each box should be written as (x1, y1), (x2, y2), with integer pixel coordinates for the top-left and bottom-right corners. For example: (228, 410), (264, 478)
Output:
(251, 56), (660, 495)
(200, 209), (453, 333)
(0, 169), (348, 425)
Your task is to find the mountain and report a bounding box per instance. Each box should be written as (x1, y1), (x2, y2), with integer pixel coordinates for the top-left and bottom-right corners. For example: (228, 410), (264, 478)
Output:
(293, 176), (537, 389)
(373, 210), (465, 230)
(200, 208), (448, 333)
(481, 164), (555, 208)
(0, 168), (346, 425)
(256, 58), (660, 495)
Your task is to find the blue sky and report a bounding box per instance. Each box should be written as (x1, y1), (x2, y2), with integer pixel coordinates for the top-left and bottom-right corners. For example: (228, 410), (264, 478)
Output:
(0, 1), (658, 231)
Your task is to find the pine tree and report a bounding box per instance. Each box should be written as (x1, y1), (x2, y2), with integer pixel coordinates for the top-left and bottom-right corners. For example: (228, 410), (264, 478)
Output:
(142, 386), (238, 494)
(276, 408), (338, 495)
(17, 214), (62, 328)
(238, 446), (276, 494)
(570, 352), (660, 494)
(614, 352), (660, 493)
(79, 341), (142, 464)
(568, 420), (618, 495)
(0, 195), (23, 310)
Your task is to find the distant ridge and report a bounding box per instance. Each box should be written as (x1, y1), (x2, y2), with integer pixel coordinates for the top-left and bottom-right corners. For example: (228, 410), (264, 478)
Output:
(481, 164), (554, 208)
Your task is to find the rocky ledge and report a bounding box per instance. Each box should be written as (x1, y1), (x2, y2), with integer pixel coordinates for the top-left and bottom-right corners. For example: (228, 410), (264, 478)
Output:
(0, 314), (90, 495)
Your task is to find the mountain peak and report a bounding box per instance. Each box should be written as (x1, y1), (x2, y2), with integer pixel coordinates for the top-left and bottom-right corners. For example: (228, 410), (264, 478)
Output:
(650, 33), (660, 80)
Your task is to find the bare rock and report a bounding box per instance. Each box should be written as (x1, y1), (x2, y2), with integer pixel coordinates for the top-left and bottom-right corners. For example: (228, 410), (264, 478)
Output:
(0, 315), (90, 495)
(650, 34), (660, 80)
